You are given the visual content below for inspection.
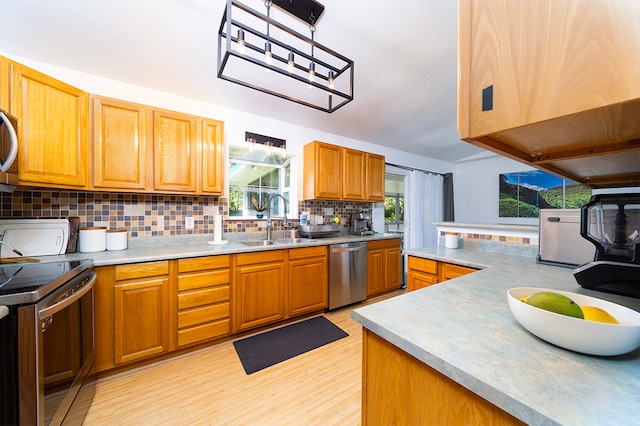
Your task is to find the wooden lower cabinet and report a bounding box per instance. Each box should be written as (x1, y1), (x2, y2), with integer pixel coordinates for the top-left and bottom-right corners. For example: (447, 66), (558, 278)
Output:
(234, 250), (286, 332)
(113, 261), (171, 365)
(367, 239), (402, 297)
(407, 256), (439, 291)
(177, 256), (230, 347)
(408, 256), (478, 291)
(287, 246), (328, 316)
(362, 330), (524, 425)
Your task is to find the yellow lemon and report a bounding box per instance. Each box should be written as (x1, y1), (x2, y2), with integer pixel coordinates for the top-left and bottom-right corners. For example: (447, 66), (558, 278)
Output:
(581, 306), (619, 324)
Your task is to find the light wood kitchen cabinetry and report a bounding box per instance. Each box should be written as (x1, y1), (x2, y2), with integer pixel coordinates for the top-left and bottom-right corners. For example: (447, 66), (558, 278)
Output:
(7, 58), (89, 189)
(458, 0), (640, 188)
(153, 109), (198, 193)
(0, 57), (9, 111)
(342, 148), (365, 201)
(365, 153), (385, 202)
(287, 246), (328, 316)
(200, 118), (225, 195)
(407, 256), (438, 291)
(113, 261), (171, 365)
(362, 329), (524, 425)
(407, 255), (478, 291)
(303, 140), (386, 201)
(234, 250), (286, 332)
(177, 255), (230, 347)
(91, 96), (150, 191)
(367, 239), (401, 297)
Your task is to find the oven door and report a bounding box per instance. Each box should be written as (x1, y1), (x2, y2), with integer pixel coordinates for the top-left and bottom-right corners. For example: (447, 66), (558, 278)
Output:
(18, 269), (96, 426)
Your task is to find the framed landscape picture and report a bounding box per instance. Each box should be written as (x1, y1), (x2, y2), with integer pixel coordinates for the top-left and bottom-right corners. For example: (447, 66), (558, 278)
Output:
(499, 170), (592, 218)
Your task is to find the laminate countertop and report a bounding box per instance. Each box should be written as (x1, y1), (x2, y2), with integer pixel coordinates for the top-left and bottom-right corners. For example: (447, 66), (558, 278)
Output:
(41, 233), (401, 267)
(352, 247), (640, 426)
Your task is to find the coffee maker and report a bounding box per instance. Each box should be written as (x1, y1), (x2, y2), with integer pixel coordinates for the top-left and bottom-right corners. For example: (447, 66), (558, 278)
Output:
(349, 210), (374, 236)
(573, 193), (640, 298)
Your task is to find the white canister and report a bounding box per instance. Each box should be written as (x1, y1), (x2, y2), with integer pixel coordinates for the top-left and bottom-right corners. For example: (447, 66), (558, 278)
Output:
(106, 229), (128, 251)
(444, 232), (459, 249)
(78, 227), (107, 253)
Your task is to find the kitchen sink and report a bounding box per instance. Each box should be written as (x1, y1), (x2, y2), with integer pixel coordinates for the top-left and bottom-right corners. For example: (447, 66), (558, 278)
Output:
(274, 238), (316, 244)
(241, 240), (276, 246)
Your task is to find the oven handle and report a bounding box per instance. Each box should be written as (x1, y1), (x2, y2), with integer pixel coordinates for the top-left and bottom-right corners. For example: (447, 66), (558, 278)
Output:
(39, 271), (96, 320)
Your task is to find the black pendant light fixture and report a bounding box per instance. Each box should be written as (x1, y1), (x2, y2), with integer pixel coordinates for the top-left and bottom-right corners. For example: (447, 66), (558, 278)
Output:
(217, 0), (354, 113)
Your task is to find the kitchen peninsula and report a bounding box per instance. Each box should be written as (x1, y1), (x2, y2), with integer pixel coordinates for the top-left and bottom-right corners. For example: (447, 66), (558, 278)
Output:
(352, 247), (640, 425)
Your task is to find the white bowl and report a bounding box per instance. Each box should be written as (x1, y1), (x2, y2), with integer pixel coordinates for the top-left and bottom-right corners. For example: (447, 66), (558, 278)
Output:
(507, 287), (640, 356)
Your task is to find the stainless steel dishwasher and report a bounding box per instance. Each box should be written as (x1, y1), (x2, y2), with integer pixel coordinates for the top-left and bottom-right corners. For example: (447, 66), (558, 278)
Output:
(329, 242), (368, 310)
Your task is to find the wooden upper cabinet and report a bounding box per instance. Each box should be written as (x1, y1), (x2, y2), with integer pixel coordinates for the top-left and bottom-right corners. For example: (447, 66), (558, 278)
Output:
(200, 118), (224, 195)
(91, 96), (149, 191)
(342, 148), (365, 201)
(9, 60), (89, 189)
(0, 57), (9, 111)
(304, 141), (385, 201)
(365, 153), (385, 202)
(458, 0), (640, 188)
(153, 110), (197, 193)
(303, 141), (343, 200)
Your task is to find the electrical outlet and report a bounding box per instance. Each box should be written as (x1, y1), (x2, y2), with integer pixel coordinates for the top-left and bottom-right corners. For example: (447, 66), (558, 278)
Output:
(185, 217), (194, 229)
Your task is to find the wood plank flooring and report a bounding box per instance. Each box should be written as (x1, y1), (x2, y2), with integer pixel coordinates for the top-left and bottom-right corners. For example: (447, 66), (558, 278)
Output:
(83, 290), (403, 425)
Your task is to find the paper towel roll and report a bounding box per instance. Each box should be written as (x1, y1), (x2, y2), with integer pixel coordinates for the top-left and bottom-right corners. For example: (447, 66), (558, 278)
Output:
(213, 214), (222, 242)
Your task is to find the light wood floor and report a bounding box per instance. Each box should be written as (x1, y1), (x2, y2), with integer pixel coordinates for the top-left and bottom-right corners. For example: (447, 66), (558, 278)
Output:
(83, 290), (403, 426)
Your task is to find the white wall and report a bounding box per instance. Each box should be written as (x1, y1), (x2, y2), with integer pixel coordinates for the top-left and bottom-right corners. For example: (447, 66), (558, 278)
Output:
(454, 154), (539, 225)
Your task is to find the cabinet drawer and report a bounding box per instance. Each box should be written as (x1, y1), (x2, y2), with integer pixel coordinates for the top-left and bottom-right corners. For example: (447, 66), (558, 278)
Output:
(115, 261), (169, 281)
(178, 255), (230, 273)
(177, 270), (230, 291)
(439, 263), (478, 281)
(178, 318), (230, 347)
(288, 245), (327, 260)
(178, 286), (229, 310)
(368, 238), (401, 251)
(408, 256), (437, 275)
(237, 250), (285, 266)
(178, 303), (230, 328)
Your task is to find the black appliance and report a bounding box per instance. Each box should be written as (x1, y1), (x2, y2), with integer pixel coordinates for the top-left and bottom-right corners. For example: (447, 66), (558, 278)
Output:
(573, 193), (640, 298)
(0, 258), (96, 425)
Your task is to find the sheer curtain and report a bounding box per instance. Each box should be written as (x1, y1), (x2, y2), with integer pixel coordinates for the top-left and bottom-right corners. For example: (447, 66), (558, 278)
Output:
(405, 170), (444, 249)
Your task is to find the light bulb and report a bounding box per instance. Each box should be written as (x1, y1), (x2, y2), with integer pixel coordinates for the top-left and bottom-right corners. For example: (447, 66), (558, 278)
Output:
(308, 62), (315, 82)
(287, 52), (295, 73)
(237, 29), (246, 54)
(264, 41), (273, 65)
(328, 70), (335, 89)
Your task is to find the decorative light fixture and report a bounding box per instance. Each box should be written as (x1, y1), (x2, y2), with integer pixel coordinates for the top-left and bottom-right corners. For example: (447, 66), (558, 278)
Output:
(218, 0), (354, 113)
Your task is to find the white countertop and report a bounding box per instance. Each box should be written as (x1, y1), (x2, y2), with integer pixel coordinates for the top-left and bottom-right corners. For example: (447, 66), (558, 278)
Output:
(352, 247), (640, 426)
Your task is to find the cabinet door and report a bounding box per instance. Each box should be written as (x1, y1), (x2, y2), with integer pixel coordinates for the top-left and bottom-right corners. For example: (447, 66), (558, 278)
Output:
(10, 61), (88, 188)
(153, 110), (197, 193)
(384, 245), (401, 291)
(288, 247), (328, 316)
(114, 276), (170, 364)
(0, 57), (8, 111)
(92, 96), (149, 190)
(367, 248), (385, 296)
(407, 270), (438, 292)
(459, 0), (640, 139)
(234, 261), (285, 332)
(365, 153), (385, 201)
(342, 148), (365, 201)
(200, 118), (224, 195)
(303, 141), (342, 199)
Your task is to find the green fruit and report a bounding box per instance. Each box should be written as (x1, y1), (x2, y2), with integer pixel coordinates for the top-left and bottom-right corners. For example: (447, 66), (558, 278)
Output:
(526, 292), (584, 319)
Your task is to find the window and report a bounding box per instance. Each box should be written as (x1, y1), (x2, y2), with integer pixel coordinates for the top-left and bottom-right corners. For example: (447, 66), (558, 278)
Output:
(228, 144), (293, 218)
(384, 173), (405, 231)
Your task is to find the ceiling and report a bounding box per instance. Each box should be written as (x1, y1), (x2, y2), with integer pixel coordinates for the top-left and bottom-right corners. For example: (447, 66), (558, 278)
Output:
(0, 0), (488, 163)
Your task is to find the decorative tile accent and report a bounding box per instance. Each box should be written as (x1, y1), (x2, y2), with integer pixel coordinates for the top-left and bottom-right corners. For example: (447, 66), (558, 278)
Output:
(0, 190), (374, 240)
(439, 230), (536, 246)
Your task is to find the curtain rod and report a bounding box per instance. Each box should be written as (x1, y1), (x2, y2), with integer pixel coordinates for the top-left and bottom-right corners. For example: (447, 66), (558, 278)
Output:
(386, 162), (448, 177)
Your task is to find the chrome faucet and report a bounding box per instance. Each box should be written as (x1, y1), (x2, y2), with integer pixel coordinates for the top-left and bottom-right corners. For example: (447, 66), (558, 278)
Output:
(0, 240), (23, 257)
(266, 193), (288, 240)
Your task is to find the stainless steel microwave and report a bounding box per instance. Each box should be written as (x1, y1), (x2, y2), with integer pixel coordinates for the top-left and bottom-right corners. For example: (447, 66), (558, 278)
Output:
(0, 108), (19, 192)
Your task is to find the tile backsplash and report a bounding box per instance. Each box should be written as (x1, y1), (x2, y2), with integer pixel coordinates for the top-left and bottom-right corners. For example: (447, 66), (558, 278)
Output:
(0, 190), (373, 239)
